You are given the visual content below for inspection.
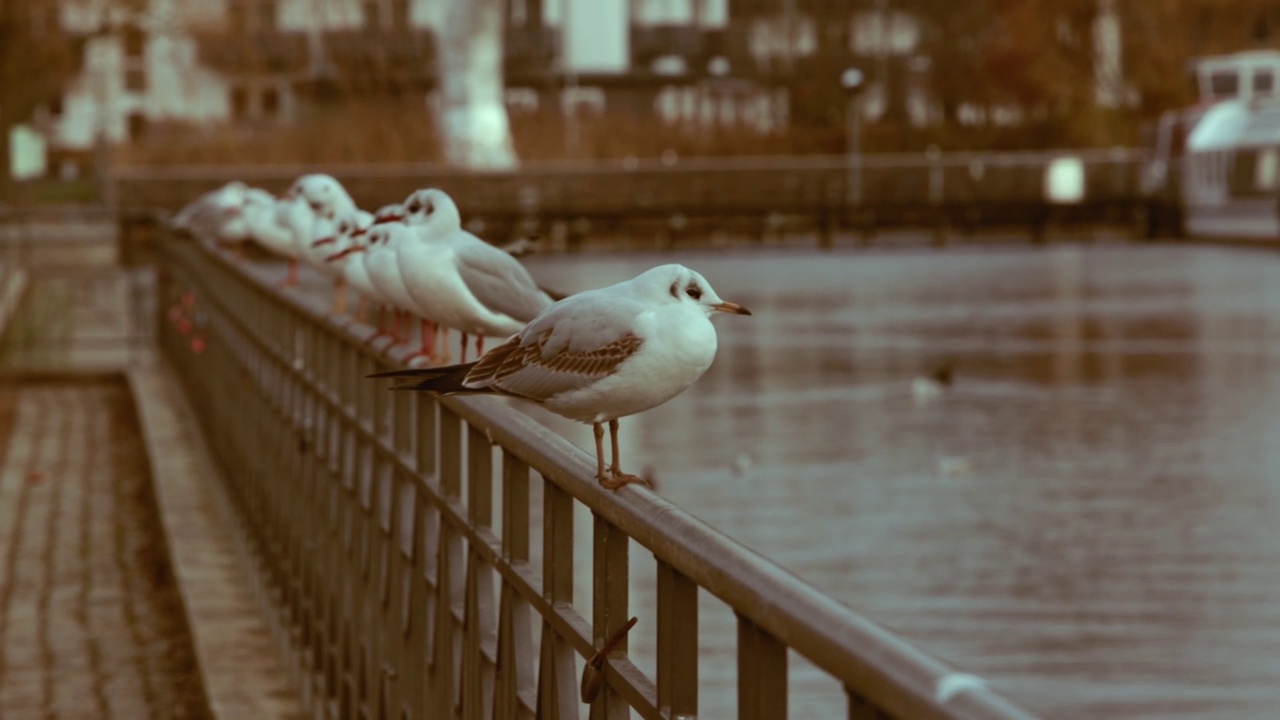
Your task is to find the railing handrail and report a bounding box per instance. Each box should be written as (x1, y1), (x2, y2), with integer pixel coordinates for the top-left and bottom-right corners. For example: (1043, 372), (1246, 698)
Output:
(107, 147), (1146, 183)
(162, 235), (1038, 720)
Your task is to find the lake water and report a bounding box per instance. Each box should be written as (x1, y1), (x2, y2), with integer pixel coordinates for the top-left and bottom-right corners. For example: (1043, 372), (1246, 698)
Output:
(515, 242), (1280, 719)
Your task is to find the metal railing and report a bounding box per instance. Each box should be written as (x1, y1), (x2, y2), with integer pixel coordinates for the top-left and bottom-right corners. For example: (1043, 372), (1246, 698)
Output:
(113, 151), (1147, 247)
(156, 235), (1038, 720)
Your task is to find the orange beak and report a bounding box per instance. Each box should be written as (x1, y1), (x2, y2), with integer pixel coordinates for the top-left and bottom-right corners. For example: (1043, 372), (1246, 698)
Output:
(312, 237), (336, 248)
(712, 301), (751, 316)
(326, 246), (364, 263)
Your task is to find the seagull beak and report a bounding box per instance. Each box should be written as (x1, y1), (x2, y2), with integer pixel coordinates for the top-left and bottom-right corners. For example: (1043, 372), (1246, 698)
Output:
(326, 247), (364, 263)
(374, 214), (404, 225)
(312, 237), (336, 248)
(712, 301), (751, 316)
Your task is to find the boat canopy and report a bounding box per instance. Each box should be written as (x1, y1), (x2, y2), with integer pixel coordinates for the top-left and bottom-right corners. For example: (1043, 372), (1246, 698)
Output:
(1185, 100), (1252, 151)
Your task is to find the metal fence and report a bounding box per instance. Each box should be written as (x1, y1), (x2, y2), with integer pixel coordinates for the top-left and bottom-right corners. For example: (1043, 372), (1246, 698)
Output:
(156, 235), (1038, 720)
(115, 151), (1147, 246)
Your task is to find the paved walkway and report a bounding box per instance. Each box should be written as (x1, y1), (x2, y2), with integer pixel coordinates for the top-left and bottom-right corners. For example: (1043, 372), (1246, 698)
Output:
(0, 253), (300, 719)
(0, 379), (208, 719)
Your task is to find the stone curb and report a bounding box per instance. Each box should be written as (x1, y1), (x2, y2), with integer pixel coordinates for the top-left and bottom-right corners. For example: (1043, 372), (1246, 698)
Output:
(127, 366), (303, 720)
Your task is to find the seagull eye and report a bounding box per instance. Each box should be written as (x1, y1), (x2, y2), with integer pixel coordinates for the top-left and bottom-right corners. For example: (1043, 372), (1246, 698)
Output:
(686, 285), (702, 300)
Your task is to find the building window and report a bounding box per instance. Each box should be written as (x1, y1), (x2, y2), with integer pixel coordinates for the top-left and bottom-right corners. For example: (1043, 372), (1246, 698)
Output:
(262, 87), (280, 117)
(230, 0), (276, 32)
(123, 25), (146, 58)
(125, 68), (147, 93)
(363, 0), (381, 29)
(229, 2), (247, 32)
(1210, 70), (1240, 98)
(1254, 70), (1274, 94)
(128, 113), (148, 142)
(257, 1), (276, 31)
(231, 86), (249, 119)
(390, 0), (409, 26)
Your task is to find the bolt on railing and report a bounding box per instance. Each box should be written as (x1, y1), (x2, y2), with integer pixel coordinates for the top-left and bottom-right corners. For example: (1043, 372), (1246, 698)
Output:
(155, 234), (1039, 720)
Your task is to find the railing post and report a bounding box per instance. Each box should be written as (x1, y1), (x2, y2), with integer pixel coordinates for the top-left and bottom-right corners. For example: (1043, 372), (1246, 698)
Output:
(738, 614), (787, 720)
(461, 425), (497, 719)
(537, 477), (577, 720)
(432, 408), (465, 718)
(656, 560), (698, 717)
(590, 516), (631, 720)
(494, 451), (535, 720)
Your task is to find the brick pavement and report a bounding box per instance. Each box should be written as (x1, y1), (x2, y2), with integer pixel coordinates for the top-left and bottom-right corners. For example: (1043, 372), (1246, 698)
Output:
(0, 379), (208, 719)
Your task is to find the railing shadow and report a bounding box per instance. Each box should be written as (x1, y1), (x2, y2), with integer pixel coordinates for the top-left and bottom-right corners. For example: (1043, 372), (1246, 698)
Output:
(156, 233), (1038, 720)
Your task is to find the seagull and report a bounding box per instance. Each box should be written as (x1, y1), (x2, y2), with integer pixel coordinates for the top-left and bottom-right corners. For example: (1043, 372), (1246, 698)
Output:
(239, 191), (306, 282)
(171, 181), (248, 243)
(396, 188), (557, 362)
(291, 173), (357, 220)
(368, 264), (751, 489)
(307, 207), (373, 315)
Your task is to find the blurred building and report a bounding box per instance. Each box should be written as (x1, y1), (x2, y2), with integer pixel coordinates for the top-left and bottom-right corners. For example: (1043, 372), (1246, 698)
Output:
(28, 0), (1161, 167)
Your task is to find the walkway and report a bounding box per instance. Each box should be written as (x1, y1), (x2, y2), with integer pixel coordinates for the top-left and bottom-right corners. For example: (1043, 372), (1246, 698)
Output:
(0, 378), (208, 719)
(0, 247), (302, 719)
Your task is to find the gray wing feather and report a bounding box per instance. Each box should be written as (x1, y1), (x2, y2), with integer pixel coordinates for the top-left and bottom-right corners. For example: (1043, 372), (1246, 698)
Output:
(454, 241), (552, 323)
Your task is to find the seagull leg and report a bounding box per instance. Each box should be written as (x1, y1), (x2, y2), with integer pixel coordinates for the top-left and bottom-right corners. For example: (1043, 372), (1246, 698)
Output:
(460, 332), (470, 362)
(276, 259), (299, 288)
(475, 335), (485, 357)
(602, 419), (648, 489)
(432, 324), (451, 364)
(403, 319), (436, 365)
(356, 295), (368, 324)
(593, 422), (610, 486)
(330, 276), (348, 316)
(367, 305), (390, 345)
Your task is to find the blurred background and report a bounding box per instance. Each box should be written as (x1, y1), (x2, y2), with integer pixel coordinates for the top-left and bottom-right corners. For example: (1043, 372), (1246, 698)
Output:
(6, 3), (1280, 720)
(3, 0), (1277, 187)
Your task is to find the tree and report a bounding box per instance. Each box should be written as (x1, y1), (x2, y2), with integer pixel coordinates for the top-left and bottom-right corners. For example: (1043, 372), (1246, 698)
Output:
(0, 0), (77, 201)
(437, 0), (517, 169)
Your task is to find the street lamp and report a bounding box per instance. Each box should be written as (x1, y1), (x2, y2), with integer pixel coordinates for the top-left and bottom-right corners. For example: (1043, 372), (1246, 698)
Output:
(841, 67), (865, 208)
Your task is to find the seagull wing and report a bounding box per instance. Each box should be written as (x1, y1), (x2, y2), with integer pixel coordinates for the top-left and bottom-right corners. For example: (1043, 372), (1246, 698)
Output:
(451, 236), (552, 323)
(464, 329), (645, 402)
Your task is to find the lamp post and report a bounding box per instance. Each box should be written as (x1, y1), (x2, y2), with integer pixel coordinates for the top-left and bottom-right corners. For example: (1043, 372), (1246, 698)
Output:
(841, 67), (865, 209)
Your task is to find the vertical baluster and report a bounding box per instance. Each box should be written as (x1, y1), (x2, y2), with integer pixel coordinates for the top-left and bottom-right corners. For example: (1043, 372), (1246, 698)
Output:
(416, 394), (437, 478)
(402, 490), (429, 719)
(590, 517), (630, 720)
(432, 408), (465, 719)
(494, 451), (535, 720)
(656, 560), (698, 717)
(737, 615), (787, 720)
(384, 473), (416, 719)
(536, 478), (577, 720)
(847, 690), (891, 720)
(461, 426), (497, 720)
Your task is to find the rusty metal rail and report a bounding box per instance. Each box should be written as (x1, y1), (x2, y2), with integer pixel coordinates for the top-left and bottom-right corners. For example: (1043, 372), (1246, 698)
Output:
(156, 235), (1038, 720)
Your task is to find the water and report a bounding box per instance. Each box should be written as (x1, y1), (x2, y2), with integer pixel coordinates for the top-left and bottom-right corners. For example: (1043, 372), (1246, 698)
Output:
(517, 242), (1280, 719)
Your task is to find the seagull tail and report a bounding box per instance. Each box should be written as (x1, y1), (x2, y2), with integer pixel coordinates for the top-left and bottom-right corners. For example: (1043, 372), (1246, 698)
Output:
(366, 362), (481, 394)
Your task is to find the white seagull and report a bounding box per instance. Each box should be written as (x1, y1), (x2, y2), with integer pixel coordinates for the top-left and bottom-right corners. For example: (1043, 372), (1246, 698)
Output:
(307, 207), (373, 315)
(171, 181), (249, 243)
(369, 264), (751, 489)
(396, 188), (557, 361)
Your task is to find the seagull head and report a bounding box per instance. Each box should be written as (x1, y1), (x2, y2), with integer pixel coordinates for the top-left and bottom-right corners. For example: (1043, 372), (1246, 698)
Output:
(372, 203), (406, 225)
(402, 188), (462, 231)
(295, 173), (353, 218)
(639, 264), (751, 318)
